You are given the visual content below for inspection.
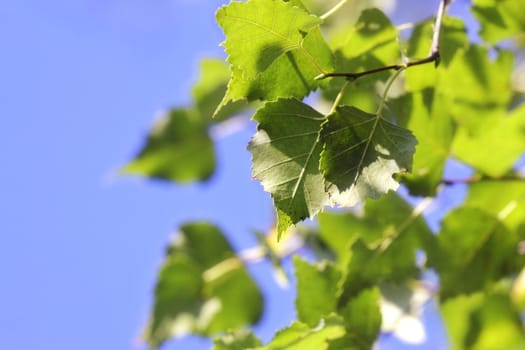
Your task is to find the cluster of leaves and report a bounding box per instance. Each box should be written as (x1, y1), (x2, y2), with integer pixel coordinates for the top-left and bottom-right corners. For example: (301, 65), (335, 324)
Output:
(123, 0), (525, 349)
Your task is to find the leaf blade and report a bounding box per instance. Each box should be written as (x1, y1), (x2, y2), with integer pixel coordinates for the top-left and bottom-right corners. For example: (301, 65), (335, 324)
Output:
(320, 106), (417, 207)
(216, 0), (322, 79)
(122, 109), (215, 183)
(249, 98), (330, 236)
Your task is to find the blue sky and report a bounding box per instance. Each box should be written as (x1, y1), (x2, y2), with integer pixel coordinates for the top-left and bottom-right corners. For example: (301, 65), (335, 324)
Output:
(0, 1), (472, 349)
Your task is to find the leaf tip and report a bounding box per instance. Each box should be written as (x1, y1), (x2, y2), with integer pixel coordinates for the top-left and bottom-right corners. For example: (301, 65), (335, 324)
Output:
(276, 209), (293, 241)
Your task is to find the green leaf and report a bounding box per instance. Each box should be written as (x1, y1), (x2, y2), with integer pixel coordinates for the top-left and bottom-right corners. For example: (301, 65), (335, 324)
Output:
(317, 212), (361, 267)
(408, 17), (468, 68)
(215, 26), (334, 116)
(465, 179), (525, 232)
(404, 17), (468, 91)
(216, 0), (322, 79)
(213, 329), (263, 350)
(248, 98), (330, 237)
(192, 59), (247, 121)
(472, 0), (525, 44)
(429, 208), (521, 299)
(294, 256), (342, 326)
(320, 106), (417, 207)
(338, 287), (381, 348)
(323, 8), (402, 111)
(441, 293), (525, 350)
(441, 45), (513, 134)
(122, 109), (215, 183)
(144, 222), (263, 349)
(257, 315), (346, 350)
(390, 89), (455, 196)
(319, 193), (433, 271)
(331, 8), (401, 72)
(329, 193), (434, 303)
(452, 103), (525, 177)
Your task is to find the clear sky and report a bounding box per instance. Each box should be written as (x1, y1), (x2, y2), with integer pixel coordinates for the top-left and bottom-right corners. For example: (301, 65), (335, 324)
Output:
(0, 1), (472, 349)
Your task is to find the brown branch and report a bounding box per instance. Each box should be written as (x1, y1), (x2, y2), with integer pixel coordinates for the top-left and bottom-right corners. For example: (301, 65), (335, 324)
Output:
(441, 174), (525, 186)
(316, 0), (449, 82)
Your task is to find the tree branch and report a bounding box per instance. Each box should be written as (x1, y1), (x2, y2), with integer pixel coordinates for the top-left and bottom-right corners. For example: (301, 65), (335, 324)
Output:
(441, 174), (525, 186)
(316, 0), (449, 81)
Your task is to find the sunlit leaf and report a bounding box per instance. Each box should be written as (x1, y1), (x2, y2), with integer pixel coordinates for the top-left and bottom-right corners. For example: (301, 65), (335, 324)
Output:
(215, 26), (334, 116)
(318, 192), (433, 270)
(390, 89), (455, 196)
(258, 315), (346, 350)
(216, 0), (322, 79)
(339, 287), (381, 348)
(441, 292), (525, 350)
(122, 109), (215, 183)
(465, 179), (525, 232)
(248, 98), (330, 237)
(452, 103), (525, 177)
(472, 0), (525, 44)
(294, 256), (342, 326)
(428, 208), (521, 299)
(331, 8), (401, 74)
(323, 193), (435, 305)
(192, 59), (247, 121)
(213, 329), (263, 350)
(144, 222), (263, 349)
(323, 8), (402, 111)
(405, 17), (468, 91)
(440, 45), (513, 133)
(320, 106), (417, 207)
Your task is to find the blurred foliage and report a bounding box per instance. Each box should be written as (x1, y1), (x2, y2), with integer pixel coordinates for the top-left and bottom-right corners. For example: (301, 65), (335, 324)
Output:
(125, 0), (525, 349)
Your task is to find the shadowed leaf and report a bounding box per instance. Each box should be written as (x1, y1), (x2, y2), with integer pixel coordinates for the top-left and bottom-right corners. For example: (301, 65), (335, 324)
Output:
(320, 106), (417, 207)
(122, 109), (215, 183)
(249, 98), (330, 237)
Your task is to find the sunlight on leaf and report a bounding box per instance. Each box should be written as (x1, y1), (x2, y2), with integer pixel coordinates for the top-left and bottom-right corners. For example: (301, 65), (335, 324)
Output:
(472, 0), (525, 44)
(428, 208), (521, 299)
(216, 0), (322, 79)
(192, 59), (247, 121)
(215, 25), (334, 116)
(213, 329), (263, 350)
(441, 293), (525, 349)
(390, 89), (455, 196)
(258, 315), (346, 350)
(294, 256), (341, 326)
(320, 106), (417, 207)
(249, 98), (330, 237)
(452, 103), (525, 177)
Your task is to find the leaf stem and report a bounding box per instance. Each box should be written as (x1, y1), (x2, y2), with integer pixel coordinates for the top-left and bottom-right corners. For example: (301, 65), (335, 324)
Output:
(328, 80), (350, 114)
(316, 0), (449, 81)
(376, 67), (405, 117)
(320, 0), (349, 21)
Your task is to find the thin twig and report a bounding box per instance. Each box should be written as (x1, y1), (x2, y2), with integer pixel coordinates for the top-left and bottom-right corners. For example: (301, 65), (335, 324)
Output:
(320, 0), (349, 21)
(441, 174), (525, 186)
(316, 0), (449, 81)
